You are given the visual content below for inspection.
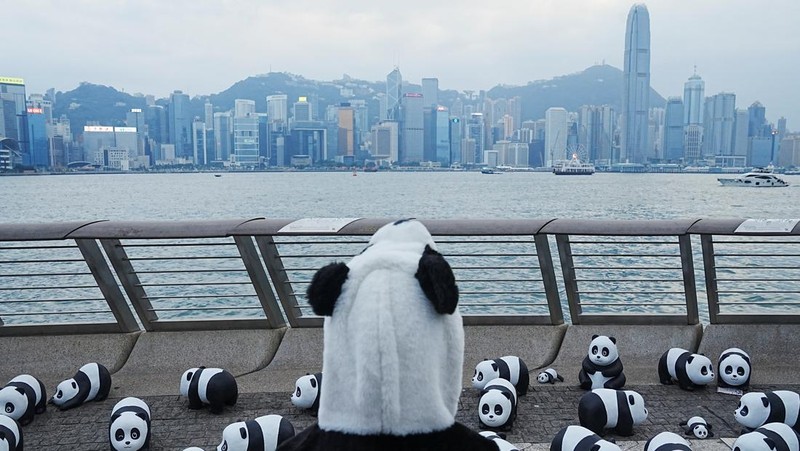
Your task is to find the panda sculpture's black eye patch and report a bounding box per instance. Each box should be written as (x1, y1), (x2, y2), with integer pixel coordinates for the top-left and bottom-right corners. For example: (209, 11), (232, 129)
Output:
(740, 406), (749, 416)
(131, 428), (140, 439)
(738, 367), (745, 376)
(186, 372), (193, 381)
(115, 429), (125, 441)
(296, 387), (301, 397)
(4, 402), (13, 413)
(602, 348), (609, 357)
(592, 346), (598, 355)
(71, 381), (77, 389)
(494, 405), (503, 415)
(725, 365), (733, 374)
(482, 404), (490, 414)
(239, 426), (247, 439)
(628, 394), (635, 405)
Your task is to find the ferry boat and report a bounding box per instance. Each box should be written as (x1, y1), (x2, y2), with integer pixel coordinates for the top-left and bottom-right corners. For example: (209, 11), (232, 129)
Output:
(717, 167), (789, 187)
(553, 154), (595, 175)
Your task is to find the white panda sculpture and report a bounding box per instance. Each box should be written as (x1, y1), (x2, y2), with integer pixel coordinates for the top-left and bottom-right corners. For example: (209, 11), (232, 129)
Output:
(733, 422), (800, 451)
(718, 348), (752, 391)
(276, 219), (499, 451)
(51, 362), (111, 410)
(179, 367), (238, 414)
(109, 397), (151, 451)
(579, 335), (626, 390)
(578, 388), (648, 436)
(479, 431), (519, 451)
(537, 368), (564, 384)
(735, 390), (800, 432)
(550, 425), (621, 451)
(680, 416), (713, 439)
(291, 373), (322, 412)
(657, 348), (714, 391)
(0, 374), (47, 425)
(478, 378), (518, 431)
(472, 356), (530, 395)
(217, 415), (294, 451)
(0, 414), (22, 451)
(644, 431), (692, 451)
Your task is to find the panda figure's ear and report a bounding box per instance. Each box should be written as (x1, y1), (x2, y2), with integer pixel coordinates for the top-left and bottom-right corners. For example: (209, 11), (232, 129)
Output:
(592, 334), (599, 340)
(609, 336), (617, 344)
(415, 245), (458, 314)
(307, 262), (350, 316)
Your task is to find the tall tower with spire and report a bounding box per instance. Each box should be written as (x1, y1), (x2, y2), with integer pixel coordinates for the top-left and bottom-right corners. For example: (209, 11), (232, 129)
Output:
(621, 3), (651, 164)
(386, 67), (402, 121)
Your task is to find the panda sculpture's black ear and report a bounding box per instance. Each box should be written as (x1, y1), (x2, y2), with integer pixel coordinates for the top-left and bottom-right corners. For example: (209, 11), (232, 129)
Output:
(592, 334), (599, 340)
(415, 245), (458, 314)
(239, 426), (248, 439)
(307, 262), (349, 316)
(609, 336), (617, 344)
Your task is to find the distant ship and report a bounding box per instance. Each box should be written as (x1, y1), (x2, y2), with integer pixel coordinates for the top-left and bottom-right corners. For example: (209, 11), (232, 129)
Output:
(718, 166), (789, 187)
(553, 154), (595, 175)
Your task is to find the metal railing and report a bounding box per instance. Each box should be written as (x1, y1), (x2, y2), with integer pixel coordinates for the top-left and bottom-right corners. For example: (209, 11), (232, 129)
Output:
(1, 217), (799, 335)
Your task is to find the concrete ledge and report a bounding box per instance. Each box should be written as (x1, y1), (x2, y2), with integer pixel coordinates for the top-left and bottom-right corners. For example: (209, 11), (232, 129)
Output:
(547, 325), (703, 386)
(110, 329), (285, 397)
(462, 324), (567, 387)
(0, 332), (140, 390)
(698, 324), (800, 385)
(237, 327), (324, 393)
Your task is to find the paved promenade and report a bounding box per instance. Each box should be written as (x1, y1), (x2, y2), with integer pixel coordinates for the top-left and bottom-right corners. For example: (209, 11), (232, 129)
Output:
(22, 382), (799, 450)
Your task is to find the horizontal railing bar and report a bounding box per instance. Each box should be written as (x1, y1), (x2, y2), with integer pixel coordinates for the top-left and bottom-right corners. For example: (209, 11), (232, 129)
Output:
(0, 297), (107, 303)
(131, 269), (245, 274)
(715, 266), (800, 270)
(125, 256), (241, 261)
(576, 278), (683, 282)
(716, 278), (800, 282)
(569, 240), (677, 245)
(2, 310), (109, 316)
(459, 302), (542, 307)
(580, 302), (687, 306)
(458, 290), (546, 295)
(573, 266), (681, 270)
(0, 259), (85, 264)
(452, 266), (539, 270)
(118, 242), (234, 247)
(147, 306), (263, 312)
(713, 240), (800, 244)
(573, 253), (680, 258)
(142, 294), (258, 300)
(718, 290), (800, 294)
(578, 290), (686, 294)
(135, 281), (253, 287)
(0, 285), (99, 291)
(0, 245), (79, 250)
(0, 272), (90, 277)
(715, 253), (800, 257)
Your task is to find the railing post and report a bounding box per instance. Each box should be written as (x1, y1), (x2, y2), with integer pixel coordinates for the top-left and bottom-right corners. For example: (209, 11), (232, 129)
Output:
(534, 234), (564, 325)
(555, 234), (582, 324)
(678, 234), (700, 325)
(700, 234), (720, 324)
(233, 236), (287, 329)
(254, 235), (305, 327)
(100, 238), (157, 330)
(75, 238), (140, 333)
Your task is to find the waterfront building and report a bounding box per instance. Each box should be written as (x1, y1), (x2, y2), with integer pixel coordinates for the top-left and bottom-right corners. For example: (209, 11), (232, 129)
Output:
(435, 106), (451, 166)
(749, 136), (773, 167)
(683, 73), (705, 163)
(83, 126), (137, 167)
(703, 93), (736, 159)
(400, 93), (424, 163)
(422, 78), (438, 107)
(461, 138), (476, 165)
(386, 68), (402, 121)
(192, 118), (209, 166)
(621, 3), (651, 164)
(145, 105), (168, 145)
(683, 125), (704, 164)
(371, 121), (399, 163)
(747, 101), (768, 138)
(289, 122), (327, 164)
(293, 97), (312, 123)
(337, 103), (355, 157)
(350, 99), (369, 151)
(467, 113), (485, 164)
(449, 117), (462, 165)
(483, 149), (499, 167)
(25, 103), (48, 168)
(96, 146), (129, 171)
(235, 99), (256, 118)
(545, 107), (568, 166)
(27, 93), (53, 125)
(732, 109), (749, 158)
(125, 108), (146, 164)
(168, 90), (192, 159)
(213, 112), (232, 162)
(204, 102), (213, 129)
(267, 94), (288, 124)
(778, 134), (800, 167)
(0, 76), (29, 166)
(508, 96), (522, 135)
(232, 103), (259, 166)
(663, 97), (684, 162)
(578, 105), (616, 163)
(157, 143), (175, 165)
(648, 107), (665, 161)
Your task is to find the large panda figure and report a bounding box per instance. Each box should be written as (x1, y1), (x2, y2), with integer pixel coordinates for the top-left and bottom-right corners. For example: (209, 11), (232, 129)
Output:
(718, 348), (752, 391)
(0, 374), (47, 425)
(643, 432), (692, 451)
(478, 378), (517, 431)
(550, 425), (621, 451)
(0, 415), (22, 451)
(657, 348), (714, 391)
(291, 373), (322, 412)
(733, 422), (800, 451)
(179, 367), (238, 414)
(578, 388), (648, 436)
(51, 362), (111, 410)
(472, 356), (530, 395)
(277, 219), (498, 450)
(735, 390), (800, 431)
(109, 397), (151, 451)
(217, 415), (295, 451)
(578, 335), (625, 390)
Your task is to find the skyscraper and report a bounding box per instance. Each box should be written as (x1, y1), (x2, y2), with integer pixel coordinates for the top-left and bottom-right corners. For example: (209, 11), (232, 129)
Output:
(421, 78), (438, 108)
(703, 92), (736, 157)
(386, 68), (402, 121)
(621, 3), (651, 164)
(545, 107), (568, 166)
(400, 93), (424, 163)
(267, 94), (288, 124)
(663, 97), (685, 162)
(0, 76), (29, 166)
(683, 73), (705, 163)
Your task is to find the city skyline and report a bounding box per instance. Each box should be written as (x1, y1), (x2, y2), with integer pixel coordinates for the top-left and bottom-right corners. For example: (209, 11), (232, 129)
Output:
(4, 1), (798, 121)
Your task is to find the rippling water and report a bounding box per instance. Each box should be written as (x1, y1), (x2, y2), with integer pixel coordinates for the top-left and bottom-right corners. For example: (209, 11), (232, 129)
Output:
(4, 171), (800, 222)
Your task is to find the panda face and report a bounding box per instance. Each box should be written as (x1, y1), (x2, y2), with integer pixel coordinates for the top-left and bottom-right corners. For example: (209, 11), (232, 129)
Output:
(291, 374), (319, 409)
(720, 355), (750, 387)
(51, 378), (79, 407)
(537, 372), (550, 383)
(472, 360), (499, 390)
(180, 368), (199, 397)
(692, 425), (709, 439)
(685, 354), (714, 385)
(478, 390), (513, 428)
(735, 393), (770, 429)
(217, 421), (248, 451)
(110, 412), (149, 450)
(733, 430), (780, 451)
(0, 386), (28, 421)
(624, 391), (648, 425)
(588, 335), (618, 366)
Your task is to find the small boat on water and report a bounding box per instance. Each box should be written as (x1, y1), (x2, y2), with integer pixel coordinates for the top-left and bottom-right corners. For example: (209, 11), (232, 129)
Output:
(214, 174), (222, 178)
(481, 167), (502, 174)
(553, 153), (595, 175)
(717, 167), (789, 187)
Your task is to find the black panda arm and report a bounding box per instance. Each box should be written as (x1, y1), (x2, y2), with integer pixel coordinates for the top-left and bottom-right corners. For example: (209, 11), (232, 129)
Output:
(415, 245), (459, 314)
(306, 262), (349, 316)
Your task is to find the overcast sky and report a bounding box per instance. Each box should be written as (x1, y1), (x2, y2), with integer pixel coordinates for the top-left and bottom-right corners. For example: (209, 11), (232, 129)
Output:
(6, 0), (799, 124)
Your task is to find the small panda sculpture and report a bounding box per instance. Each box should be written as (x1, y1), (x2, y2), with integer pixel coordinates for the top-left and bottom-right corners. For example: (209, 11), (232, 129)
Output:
(217, 414), (295, 451)
(718, 348), (752, 391)
(550, 425), (621, 451)
(51, 362), (111, 410)
(478, 378), (518, 431)
(179, 367), (238, 414)
(732, 422), (800, 451)
(578, 335), (626, 390)
(735, 390), (800, 431)
(657, 348), (714, 391)
(472, 356), (530, 395)
(479, 431), (519, 451)
(109, 397), (151, 451)
(644, 431), (692, 451)
(680, 416), (713, 439)
(578, 388), (648, 436)
(0, 414), (22, 451)
(0, 374), (47, 425)
(537, 368), (564, 384)
(291, 373), (322, 412)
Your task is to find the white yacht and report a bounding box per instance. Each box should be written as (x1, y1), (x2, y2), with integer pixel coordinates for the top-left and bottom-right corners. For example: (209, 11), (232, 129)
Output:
(553, 153), (595, 175)
(718, 167), (789, 187)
